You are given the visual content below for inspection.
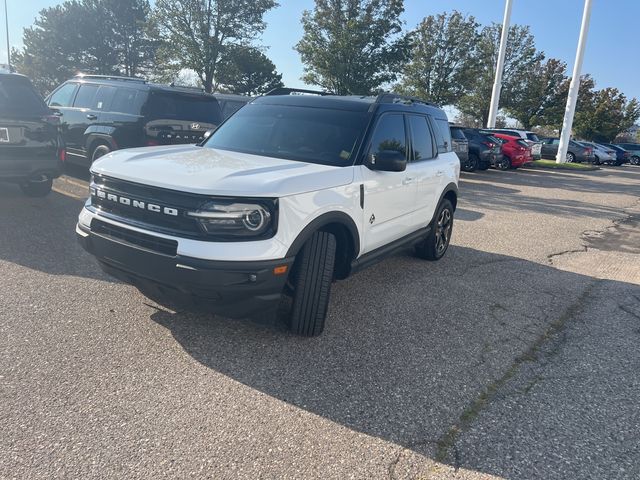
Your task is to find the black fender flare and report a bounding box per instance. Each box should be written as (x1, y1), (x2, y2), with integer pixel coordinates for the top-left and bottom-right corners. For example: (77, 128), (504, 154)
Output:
(430, 182), (458, 224)
(286, 211), (360, 259)
(84, 128), (118, 154)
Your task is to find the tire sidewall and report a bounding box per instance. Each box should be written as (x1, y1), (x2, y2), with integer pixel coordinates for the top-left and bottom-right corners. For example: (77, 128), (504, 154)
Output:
(91, 144), (111, 163)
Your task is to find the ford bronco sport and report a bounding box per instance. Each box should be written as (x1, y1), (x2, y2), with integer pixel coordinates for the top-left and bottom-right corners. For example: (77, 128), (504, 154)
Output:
(76, 90), (459, 336)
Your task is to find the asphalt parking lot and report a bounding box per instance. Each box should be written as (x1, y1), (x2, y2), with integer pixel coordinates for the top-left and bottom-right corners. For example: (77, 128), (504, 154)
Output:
(2, 165), (639, 479)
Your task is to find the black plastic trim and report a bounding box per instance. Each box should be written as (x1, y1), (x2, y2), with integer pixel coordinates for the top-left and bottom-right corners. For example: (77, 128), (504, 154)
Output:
(350, 226), (431, 275)
(286, 211), (360, 258)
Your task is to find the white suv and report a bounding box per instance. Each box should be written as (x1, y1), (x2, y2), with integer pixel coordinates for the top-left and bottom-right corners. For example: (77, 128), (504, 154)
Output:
(76, 91), (460, 336)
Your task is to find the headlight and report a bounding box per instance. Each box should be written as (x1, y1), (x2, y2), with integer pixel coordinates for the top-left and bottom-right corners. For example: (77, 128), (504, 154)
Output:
(187, 200), (277, 239)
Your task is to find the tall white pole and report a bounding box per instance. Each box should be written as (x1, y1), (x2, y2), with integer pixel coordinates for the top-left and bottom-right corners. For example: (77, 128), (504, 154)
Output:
(487, 0), (513, 128)
(4, 0), (9, 68)
(556, 0), (593, 163)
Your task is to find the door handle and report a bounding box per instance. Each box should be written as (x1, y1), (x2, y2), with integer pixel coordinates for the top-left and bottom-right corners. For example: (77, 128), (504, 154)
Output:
(86, 114), (97, 121)
(402, 177), (415, 185)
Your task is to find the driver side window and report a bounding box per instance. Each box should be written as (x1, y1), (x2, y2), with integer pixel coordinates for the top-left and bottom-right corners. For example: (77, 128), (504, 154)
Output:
(368, 114), (407, 160)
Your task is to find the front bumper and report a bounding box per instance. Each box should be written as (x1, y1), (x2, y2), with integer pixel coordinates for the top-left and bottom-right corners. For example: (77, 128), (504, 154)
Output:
(76, 223), (295, 319)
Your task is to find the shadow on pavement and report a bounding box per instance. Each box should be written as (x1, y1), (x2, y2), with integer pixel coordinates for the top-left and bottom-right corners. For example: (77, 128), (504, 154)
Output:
(0, 181), (113, 282)
(147, 244), (640, 477)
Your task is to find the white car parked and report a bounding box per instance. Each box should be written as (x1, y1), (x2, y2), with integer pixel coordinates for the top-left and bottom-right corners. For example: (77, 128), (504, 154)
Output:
(76, 90), (460, 336)
(578, 142), (617, 165)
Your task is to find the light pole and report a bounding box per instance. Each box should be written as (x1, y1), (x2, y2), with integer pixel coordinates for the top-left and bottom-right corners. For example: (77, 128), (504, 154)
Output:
(556, 0), (593, 163)
(3, 0), (9, 68)
(487, 0), (513, 128)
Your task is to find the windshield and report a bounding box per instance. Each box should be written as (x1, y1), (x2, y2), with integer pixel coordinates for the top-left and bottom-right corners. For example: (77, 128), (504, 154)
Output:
(204, 104), (369, 167)
(146, 92), (222, 124)
(0, 76), (49, 116)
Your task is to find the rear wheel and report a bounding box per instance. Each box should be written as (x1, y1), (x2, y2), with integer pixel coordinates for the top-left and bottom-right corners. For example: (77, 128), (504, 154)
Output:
(20, 177), (53, 197)
(415, 199), (454, 261)
(593, 155), (600, 165)
(287, 231), (336, 336)
(462, 154), (479, 172)
(91, 144), (111, 163)
(631, 156), (640, 166)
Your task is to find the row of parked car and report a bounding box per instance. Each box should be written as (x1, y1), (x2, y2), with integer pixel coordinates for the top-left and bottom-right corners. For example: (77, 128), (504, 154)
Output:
(449, 125), (640, 172)
(0, 69), (251, 196)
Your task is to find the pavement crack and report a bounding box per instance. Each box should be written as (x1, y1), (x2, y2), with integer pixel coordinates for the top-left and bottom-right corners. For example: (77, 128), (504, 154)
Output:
(434, 280), (599, 464)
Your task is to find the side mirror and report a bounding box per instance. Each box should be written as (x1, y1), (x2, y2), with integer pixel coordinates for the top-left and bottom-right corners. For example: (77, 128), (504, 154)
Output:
(367, 150), (407, 172)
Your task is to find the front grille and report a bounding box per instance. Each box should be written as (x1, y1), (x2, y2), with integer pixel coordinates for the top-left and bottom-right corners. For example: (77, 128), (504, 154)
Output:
(89, 175), (209, 239)
(92, 219), (178, 256)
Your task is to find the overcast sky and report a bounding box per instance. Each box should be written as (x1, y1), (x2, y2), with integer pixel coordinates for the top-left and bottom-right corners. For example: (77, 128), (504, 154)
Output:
(3, 0), (639, 101)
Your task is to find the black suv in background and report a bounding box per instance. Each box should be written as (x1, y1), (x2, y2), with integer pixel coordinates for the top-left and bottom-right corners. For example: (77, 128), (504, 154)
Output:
(46, 75), (223, 166)
(0, 71), (64, 196)
(214, 93), (252, 120)
(449, 125), (470, 170)
(461, 128), (504, 171)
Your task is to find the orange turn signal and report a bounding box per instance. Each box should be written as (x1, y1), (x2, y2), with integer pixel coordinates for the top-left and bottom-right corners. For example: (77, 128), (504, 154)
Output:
(273, 265), (288, 275)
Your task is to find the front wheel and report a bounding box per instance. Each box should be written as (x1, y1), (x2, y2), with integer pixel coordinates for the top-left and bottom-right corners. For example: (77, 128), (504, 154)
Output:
(631, 156), (640, 166)
(495, 156), (511, 171)
(287, 231), (336, 336)
(416, 199), (454, 261)
(566, 152), (576, 163)
(20, 177), (53, 197)
(91, 144), (111, 164)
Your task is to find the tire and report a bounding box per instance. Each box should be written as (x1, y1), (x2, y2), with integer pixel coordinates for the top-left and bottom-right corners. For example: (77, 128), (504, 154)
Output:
(495, 156), (511, 171)
(91, 144), (111, 163)
(287, 231), (336, 336)
(593, 155), (600, 165)
(415, 199), (454, 261)
(631, 156), (640, 166)
(20, 177), (53, 197)
(461, 154), (479, 172)
(566, 152), (575, 163)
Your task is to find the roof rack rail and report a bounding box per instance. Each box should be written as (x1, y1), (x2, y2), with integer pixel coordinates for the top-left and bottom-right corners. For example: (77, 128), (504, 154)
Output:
(375, 92), (439, 108)
(74, 74), (147, 83)
(265, 87), (333, 96)
(169, 83), (207, 93)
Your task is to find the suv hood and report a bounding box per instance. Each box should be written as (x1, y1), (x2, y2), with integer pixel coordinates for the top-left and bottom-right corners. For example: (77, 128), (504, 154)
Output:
(91, 145), (354, 197)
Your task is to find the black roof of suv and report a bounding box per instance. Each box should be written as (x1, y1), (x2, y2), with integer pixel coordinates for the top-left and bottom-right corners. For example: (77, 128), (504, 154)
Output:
(46, 74), (223, 166)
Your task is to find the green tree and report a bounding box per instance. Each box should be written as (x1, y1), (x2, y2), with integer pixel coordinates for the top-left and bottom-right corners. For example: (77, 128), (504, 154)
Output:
(397, 11), (479, 106)
(573, 87), (640, 142)
(12, 0), (154, 94)
(216, 46), (283, 95)
(295, 0), (408, 95)
(457, 23), (543, 126)
(502, 58), (567, 129)
(150, 0), (277, 93)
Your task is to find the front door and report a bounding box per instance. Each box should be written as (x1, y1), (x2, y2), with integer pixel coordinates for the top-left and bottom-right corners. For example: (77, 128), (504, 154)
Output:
(359, 113), (419, 254)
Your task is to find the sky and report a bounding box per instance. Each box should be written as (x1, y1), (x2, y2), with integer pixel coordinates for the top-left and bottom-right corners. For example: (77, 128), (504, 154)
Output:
(2, 0), (639, 101)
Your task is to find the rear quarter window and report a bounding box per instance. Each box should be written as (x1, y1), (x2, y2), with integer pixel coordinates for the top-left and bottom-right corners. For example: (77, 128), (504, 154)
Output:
(146, 92), (222, 124)
(433, 118), (452, 153)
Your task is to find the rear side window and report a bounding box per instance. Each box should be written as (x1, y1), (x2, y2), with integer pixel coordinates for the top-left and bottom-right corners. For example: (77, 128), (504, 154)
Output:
(93, 86), (116, 111)
(48, 82), (78, 107)
(73, 84), (100, 108)
(368, 114), (407, 160)
(110, 88), (146, 115)
(146, 92), (223, 124)
(0, 76), (49, 116)
(433, 118), (452, 153)
(408, 115), (434, 161)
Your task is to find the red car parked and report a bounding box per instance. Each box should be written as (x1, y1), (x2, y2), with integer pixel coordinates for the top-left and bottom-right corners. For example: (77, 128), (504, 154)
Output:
(492, 133), (533, 170)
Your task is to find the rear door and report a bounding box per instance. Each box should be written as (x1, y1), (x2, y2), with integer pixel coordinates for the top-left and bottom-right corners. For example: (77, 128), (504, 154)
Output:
(65, 83), (101, 158)
(407, 114), (441, 222)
